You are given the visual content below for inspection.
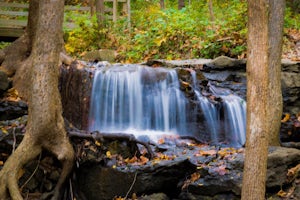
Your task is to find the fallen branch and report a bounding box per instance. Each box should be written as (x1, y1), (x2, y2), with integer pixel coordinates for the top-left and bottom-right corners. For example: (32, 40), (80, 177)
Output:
(68, 130), (155, 159)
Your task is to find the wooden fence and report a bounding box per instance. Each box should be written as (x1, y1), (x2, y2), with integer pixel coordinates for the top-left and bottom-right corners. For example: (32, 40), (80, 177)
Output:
(0, 0), (130, 38)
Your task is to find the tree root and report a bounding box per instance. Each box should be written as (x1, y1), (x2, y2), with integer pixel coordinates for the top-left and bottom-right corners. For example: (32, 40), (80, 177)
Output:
(68, 130), (156, 159)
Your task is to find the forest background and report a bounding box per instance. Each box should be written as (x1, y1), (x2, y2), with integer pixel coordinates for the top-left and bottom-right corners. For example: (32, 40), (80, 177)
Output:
(1, 0), (300, 62)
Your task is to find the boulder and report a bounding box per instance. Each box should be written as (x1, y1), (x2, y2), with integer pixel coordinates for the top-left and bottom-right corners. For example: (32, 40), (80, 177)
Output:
(83, 49), (117, 63)
(77, 157), (197, 200)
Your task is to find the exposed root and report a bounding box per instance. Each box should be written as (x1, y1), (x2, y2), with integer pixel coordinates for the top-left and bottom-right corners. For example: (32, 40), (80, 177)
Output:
(68, 130), (156, 159)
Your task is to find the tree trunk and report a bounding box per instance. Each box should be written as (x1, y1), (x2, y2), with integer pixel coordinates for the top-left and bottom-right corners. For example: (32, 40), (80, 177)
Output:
(95, 0), (105, 28)
(178, 0), (185, 10)
(267, 0), (285, 146)
(89, 0), (96, 16)
(241, 0), (284, 199)
(160, 0), (165, 9)
(0, 0), (74, 199)
(208, 0), (215, 23)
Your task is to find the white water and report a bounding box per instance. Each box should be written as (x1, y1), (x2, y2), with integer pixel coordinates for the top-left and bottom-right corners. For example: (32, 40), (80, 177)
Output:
(89, 65), (187, 141)
(89, 65), (246, 146)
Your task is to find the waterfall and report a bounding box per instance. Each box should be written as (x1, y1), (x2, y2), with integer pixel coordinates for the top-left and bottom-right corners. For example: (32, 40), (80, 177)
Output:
(89, 65), (187, 141)
(191, 70), (246, 146)
(89, 64), (246, 146)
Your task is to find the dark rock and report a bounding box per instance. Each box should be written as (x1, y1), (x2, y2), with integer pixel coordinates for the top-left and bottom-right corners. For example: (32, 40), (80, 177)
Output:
(178, 192), (240, 200)
(0, 100), (28, 120)
(60, 61), (94, 130)
(0, 70), (9, 95)
(204, 56), (246, 70)
(77, 157), (197, 200)
(266, 147), (300, 188)
(140, 193), (169, 200)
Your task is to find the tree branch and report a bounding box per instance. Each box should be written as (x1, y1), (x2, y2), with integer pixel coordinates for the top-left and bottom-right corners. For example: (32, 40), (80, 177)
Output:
(68, 130), (156, 159)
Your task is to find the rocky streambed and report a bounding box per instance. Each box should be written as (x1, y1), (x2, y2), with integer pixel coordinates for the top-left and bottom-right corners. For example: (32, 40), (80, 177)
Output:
(1, 56), (300, 199)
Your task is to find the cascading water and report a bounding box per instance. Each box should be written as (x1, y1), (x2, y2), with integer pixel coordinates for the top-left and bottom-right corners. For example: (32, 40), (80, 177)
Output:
(89, 64), (246, 146)
(89, 65), (187, 140)
(191, 70), (246, 146)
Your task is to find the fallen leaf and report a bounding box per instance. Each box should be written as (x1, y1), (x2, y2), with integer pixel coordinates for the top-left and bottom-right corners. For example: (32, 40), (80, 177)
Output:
(95, 140), (101, 146)
(281, 113), (290, 123)
(106, 151), (112, 159)
(277, 189), (287, 197)
(139, 155), (149, 165)
(198, 149), (217, 156)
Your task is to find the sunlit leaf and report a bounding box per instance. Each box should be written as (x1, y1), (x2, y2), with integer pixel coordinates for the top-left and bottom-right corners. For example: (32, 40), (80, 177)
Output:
(281, 113), (290, 123)
(277, 189), (287, 197)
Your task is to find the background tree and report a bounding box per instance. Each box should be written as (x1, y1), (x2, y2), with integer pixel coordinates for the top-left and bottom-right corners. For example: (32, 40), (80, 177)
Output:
(0, 0), (74, 199)
(160, 0), (165, 9)
(241, 0), (285, 199)
(178, 0), (185, 10)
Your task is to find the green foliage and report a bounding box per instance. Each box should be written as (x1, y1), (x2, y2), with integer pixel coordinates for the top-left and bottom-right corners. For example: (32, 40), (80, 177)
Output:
(0, 42), (10, 50)
(63, 0), (300, 62)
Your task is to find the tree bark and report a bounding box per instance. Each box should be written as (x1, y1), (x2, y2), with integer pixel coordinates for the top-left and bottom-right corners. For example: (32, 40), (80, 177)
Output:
(208, 0), (215, 23)
(0, 0), (74, 199)
(267, 0), (285, 146)
(241, 0), (284, 199)
(160, 0), (165, 9)
(95, 0), (105, 28)
(178, 0), (185, 10)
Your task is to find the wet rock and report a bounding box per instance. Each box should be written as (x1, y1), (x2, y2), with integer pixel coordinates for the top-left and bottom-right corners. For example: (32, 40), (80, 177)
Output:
(77, 157), (197, 200)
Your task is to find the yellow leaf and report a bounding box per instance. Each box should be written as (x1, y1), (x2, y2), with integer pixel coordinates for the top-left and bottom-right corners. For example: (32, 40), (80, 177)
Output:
(154, 37), (166, 46)
(106, 151), (112, 159)
(1, 128), (8, 134)
(95, 140), (101, 146)
(277, 189), (287, 197)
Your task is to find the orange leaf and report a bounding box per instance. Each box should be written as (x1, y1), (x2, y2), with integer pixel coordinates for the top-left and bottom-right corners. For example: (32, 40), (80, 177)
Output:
(125, 156), (138, 164)
(190, 172), (200, 182)
(199, 149), (217, 156)
(139, 156), (149, 165)
(281, 113), (290, 123)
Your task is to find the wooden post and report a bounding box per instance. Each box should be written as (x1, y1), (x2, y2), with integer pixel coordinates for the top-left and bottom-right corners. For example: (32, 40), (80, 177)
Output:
(113, 0), (117, 22)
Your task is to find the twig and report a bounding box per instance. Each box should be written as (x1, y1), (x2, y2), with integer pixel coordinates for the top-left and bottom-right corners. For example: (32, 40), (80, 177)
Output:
(12, 127), (16, 153)
(125, 172), (137, 199)
(20, 153), (42, 191)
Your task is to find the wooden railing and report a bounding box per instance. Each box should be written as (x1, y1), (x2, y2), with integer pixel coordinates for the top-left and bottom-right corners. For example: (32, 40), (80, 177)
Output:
(0, 1), (130, 38)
